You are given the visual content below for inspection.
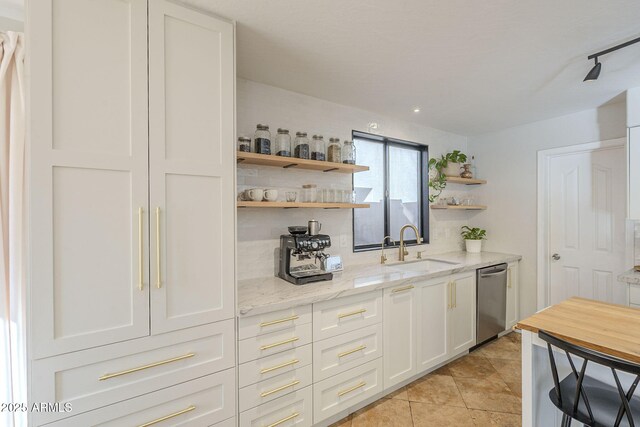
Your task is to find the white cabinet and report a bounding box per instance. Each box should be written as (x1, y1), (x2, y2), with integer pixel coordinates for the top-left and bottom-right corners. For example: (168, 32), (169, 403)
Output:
(416, 278), (449, 371)
(506, 262), (519, 329)
(30, 0), (235, 359)
(629, 126), (640, 220)
(449, 272), (476, 355)
(383, 284), (417, 388)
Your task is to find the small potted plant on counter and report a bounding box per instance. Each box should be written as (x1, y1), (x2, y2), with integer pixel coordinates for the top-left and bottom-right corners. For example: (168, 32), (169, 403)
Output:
(460, 226), (486, 253)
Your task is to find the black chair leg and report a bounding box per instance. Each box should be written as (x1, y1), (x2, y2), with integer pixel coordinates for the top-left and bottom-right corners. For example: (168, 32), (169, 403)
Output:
(561, 413), (572, 427)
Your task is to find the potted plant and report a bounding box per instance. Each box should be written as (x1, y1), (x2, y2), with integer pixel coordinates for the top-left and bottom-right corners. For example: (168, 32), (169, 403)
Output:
(460, 226), (486, 253)
(427, 150), (468, 202)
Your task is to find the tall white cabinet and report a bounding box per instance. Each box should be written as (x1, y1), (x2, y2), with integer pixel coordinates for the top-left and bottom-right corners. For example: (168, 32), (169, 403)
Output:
(28, 1), (236, 425)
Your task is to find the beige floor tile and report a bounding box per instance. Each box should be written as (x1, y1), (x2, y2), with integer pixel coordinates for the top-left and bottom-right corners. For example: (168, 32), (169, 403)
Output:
(431, 364), (452, 376)
(329, 414), (352, 427)
(469, 409), (522, 426)
(487, 357), (522, 384)
(454, 376), (522, 414)
(351, 398), (413, 427)
(475, 337), (521, 360)
(410, 401), (475, 427)
(406, 373), (466, 407)
(448, 354), (499, 379)
(385, 386), (408, 400)
(506, 381), (522, 398)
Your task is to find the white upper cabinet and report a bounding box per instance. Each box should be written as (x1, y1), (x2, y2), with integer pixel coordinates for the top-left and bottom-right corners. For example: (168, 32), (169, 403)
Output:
(449, 272), (476, 355)
(629, 126), (640, 220)
(148, 0), (235, 334)
(30, 0), (150, 358)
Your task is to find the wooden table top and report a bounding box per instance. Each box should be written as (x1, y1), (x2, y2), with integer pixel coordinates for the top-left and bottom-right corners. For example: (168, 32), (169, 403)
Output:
(516, 297), (640, 364)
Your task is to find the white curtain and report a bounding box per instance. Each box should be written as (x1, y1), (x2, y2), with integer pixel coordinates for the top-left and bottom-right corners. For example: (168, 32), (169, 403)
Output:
(0, 31), (26, 427)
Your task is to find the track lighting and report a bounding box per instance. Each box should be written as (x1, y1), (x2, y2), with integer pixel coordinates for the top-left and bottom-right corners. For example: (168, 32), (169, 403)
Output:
(583, 35), (640, 82)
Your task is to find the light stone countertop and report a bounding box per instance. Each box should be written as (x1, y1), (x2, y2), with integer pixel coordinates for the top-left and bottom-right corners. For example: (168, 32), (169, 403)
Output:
(237, 251), (522, 317)
(618, 268), (640, 285)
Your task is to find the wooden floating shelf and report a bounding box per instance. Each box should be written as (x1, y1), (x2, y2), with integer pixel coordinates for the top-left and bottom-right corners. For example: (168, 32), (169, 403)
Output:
(430, 205), (487, 211)
(444, 176), (487, 185)
(237, 201), (369, 209)
(236, 151), (369, 174)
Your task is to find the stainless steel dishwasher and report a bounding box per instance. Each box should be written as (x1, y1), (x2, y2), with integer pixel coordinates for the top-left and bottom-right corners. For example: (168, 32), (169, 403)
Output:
(476, 263), (507, 345)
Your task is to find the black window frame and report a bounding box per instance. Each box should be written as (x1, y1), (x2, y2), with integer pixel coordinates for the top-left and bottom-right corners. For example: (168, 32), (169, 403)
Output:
(351, 130), (430, 252)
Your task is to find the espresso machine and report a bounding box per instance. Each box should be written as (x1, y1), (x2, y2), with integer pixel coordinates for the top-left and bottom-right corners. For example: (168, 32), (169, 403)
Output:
(278, 222), (333, 285)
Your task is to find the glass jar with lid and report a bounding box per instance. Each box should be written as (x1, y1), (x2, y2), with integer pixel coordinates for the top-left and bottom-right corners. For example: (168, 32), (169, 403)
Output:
(327, 137), (342, 163)
(311, 135), (326, 161)
(254, 124), (271, 155)
(302, 184), (317, 203)
(294, 131), (310, 159)
(237, 136), (251, 153)
(274, 128), (291, 157)
(342, 140), (356, 164)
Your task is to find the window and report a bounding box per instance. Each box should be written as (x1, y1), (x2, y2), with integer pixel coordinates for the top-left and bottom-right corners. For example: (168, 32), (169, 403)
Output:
(352, 131), (429, 251)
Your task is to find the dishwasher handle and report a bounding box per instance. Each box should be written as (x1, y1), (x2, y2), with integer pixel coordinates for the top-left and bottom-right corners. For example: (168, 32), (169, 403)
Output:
(479, 269), (507, 278)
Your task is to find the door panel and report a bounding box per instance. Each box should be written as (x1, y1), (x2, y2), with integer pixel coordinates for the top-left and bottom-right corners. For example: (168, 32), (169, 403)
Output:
(450, 273), (476, 355)
(149, 0), (235, 334)
(30, 0), (149, 358)
(548, 146), (627, 306)
(416, 279), (448, 372)
(383, 285), (416, 388)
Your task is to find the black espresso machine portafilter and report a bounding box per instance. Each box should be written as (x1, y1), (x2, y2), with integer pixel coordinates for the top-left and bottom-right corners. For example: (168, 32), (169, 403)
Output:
(278, 227), (333, 285)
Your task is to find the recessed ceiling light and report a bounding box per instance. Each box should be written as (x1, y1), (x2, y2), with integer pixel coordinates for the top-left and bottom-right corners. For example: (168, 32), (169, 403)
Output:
(413, 107), (421, 113)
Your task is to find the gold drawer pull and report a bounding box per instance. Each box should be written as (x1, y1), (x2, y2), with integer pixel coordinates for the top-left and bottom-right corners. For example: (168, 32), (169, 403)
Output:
(155, 207), (161, 289)
(260, 379), (300, 397)
(338, 345), (366, 358)
(338, 308), (366, 319)
(99, 353), (195, 381)
(392, 285), (414, 293)
(260, 358), (299, 374)
(137, 405), (195, 427)
(338, 381), (366, 397)
(260, 315), (299, 328)
(138, 207), (144, 291)
(265, 412), (300, 427)
(260, 337), (299, 351)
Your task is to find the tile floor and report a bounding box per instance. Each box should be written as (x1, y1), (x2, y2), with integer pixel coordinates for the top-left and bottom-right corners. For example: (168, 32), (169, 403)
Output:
(331, 332), (522, 427)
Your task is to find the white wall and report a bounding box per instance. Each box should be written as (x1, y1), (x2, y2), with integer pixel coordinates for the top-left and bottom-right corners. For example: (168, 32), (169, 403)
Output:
(0, 16), (22, 31)
(468, 102), (628, 319)
(237, 78), (472, 280)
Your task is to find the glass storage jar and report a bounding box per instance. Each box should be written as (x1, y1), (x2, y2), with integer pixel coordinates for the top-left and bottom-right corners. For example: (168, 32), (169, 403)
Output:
(311, 135), (326, 161)
(294, 132), (310, 159)
(237, 136), (251, 153)
(254, 124), (271, 155)
(342, 140), (356, 164)
(302, 184), (317, 203)
(274, 128), (291, 157)
(327, 137), (342, 163)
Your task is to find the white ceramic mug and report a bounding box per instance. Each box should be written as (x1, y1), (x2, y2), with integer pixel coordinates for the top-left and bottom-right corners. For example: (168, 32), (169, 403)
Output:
(247, 188), (264, 201)
(263, 189), (278, 202)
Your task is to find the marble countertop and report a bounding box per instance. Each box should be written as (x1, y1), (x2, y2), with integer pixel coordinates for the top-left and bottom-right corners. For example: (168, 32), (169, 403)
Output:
(618, 268), (640, 285)
(237, 251), (522, 317)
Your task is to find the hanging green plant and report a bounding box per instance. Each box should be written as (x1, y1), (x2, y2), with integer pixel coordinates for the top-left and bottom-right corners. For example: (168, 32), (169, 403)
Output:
(427, 150), (468, 203)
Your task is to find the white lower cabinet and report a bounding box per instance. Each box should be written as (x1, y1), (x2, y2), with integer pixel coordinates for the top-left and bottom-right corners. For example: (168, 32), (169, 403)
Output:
(239, 364), (313, 411)
(449, 272), (477, 356)
(382, 284), (417, 388)
(506, 262), (520, 329)
(416, 278), (449, 371)
(239, 344), (312, 388)
(46, 368), (236, 427)
(240, 386), (313, 427)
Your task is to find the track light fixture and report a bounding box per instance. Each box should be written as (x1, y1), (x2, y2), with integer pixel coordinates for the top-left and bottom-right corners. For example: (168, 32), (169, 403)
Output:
(583, 35), (640, 82)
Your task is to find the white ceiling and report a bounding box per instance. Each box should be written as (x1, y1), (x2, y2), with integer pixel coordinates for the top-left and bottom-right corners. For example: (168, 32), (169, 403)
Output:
(186, 0), (640, 135)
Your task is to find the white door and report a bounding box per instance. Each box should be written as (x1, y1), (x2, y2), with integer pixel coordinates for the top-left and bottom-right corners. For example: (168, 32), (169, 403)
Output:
(30, 0), (149, 358)
(149, 0), (235, 334)
(416, 278), (449, 372)
(547, 142), (627, 306)
(506, 263), (519, 329)
(449, 273), (476, 355)
(383, 285), (417, 388)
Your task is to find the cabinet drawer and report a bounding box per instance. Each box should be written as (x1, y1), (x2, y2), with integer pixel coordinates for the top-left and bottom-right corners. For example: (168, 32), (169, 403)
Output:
(239, 323), (312, 364)
(31, 320), (234, 425)
(239, 305), (312, 339)
(239, 364), (313, 412)
(240, 344), (312, 388)
(630, 285), (640, 305)
(313, 358), (383, 424)
(313, 323), (383, 382)
(46, 368), (235, 426)
(313, 291), (382, 341)
(240, 386), (313, 427)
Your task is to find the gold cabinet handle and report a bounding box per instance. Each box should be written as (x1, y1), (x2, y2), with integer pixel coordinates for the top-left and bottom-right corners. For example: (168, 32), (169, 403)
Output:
(338, 381), (366, 397)
(265, 412), (300, 427)
(454, 281), (457, 308)
(137, 405), (195, 427)
(260, 315), (299, 328)
(338, 345), (366, 358)
(155, 207), (161, 289)
(260, 359), (299, 374)
(447, 282), (452, 309)
(98, 353), (195, 381)
(260, 379), (300, 398)
(260, 337), (299, 351)
(508, 268), (512, 289)
(138, 207), (144, 291)
(392, 285), (414, 293)
(338, 308), (366, 319)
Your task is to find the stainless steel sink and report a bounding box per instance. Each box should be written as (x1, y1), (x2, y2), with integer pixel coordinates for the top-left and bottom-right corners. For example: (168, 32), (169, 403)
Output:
(384, 258), (461, 273)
